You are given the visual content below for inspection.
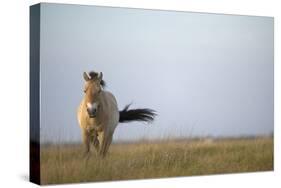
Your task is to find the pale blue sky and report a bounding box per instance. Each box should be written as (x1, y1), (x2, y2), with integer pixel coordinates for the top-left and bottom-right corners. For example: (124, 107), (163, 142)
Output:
(40, 3), (273, 143)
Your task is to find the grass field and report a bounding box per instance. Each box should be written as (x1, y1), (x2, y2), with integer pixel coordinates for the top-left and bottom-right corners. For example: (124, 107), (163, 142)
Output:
(40, 137), (273, 185)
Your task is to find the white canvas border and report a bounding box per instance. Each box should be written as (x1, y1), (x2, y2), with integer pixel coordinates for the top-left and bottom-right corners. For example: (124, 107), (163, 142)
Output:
(0, 0), (279, 188)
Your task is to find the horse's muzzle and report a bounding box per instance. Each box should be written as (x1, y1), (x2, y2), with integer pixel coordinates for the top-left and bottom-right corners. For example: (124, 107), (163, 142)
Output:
(87, 108), (97, 118)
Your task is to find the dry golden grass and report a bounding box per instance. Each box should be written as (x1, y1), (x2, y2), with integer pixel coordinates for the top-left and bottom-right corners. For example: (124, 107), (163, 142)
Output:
(40, 137), (273, 185)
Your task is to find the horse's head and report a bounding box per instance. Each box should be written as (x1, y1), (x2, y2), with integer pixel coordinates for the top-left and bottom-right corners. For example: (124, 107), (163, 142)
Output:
(83, 71), (104, 118)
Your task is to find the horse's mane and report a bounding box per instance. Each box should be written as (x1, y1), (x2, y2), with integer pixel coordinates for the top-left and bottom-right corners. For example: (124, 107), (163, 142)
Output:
(100, 80), (106, 87)
(88, 71), (106, 87)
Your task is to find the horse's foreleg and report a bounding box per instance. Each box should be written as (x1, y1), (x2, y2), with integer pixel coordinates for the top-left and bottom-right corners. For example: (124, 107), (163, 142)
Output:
(82, 129), (90, 158)
(91, 131), (100, 153)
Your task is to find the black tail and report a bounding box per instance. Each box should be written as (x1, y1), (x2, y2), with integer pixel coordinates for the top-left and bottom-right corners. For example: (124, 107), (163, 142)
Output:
(119, 104), (157, 123)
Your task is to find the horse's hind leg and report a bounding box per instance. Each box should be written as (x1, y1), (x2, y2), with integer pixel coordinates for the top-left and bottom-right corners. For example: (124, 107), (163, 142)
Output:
(98, 131), (113, 157)
(103, 133), (113, 156)
(98, 131), (109, 158)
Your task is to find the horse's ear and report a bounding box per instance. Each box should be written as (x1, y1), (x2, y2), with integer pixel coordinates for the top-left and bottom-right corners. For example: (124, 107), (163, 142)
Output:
(83, 72), (90, 81)
(98, 72), (103, 81)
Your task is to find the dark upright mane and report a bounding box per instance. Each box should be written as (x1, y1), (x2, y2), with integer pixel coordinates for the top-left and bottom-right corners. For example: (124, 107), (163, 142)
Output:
(88, 71), (106, 87)
(100, 80), (106, 87)
(88, 71), (98, 78)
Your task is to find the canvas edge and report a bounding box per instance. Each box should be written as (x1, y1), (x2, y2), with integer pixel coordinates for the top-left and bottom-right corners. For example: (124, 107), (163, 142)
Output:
(29, 3), (41, 185)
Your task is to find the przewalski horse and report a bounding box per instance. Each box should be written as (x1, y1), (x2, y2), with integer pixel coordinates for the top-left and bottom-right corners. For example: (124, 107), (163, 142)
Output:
(77, 71), (156, 157)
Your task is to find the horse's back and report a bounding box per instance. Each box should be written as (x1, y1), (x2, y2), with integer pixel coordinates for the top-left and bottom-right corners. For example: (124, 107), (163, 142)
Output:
(102, 91), (117, 107)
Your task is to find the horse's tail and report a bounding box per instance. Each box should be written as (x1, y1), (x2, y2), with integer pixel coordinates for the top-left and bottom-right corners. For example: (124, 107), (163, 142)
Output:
(119, 104), (157, 123)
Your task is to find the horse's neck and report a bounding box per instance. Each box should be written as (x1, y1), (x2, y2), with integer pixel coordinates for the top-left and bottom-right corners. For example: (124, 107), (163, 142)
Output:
(95, 91), (107, 124)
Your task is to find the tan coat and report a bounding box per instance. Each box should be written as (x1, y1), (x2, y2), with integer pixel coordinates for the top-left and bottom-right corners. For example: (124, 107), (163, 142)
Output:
(77, 91), (119, 157)
(77, 71), (156, 158)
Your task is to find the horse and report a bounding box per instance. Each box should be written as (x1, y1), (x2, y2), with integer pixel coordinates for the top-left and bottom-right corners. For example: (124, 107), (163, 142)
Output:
(77, 71), (156, 157)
